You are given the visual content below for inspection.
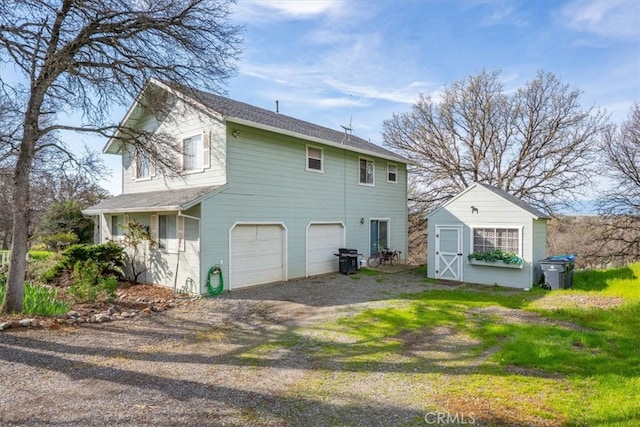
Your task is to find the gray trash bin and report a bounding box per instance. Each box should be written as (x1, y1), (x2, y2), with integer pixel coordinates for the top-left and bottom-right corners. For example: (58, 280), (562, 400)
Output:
(540, 255), (577, 290)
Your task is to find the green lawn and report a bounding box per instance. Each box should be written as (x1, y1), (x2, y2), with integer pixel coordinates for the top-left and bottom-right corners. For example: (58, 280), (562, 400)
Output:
(281, 263), (640, 425)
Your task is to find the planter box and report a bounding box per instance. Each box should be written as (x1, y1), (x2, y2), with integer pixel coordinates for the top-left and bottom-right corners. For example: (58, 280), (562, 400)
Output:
(468, 259), (523, 269)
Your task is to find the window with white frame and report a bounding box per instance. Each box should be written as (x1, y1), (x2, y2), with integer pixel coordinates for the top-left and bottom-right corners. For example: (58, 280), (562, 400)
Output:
(136, 151), (151, 179)
(183, 135), (203, 171)
(158, 214), (177, 251)
(472, 227), (520, 255)
(387, 163), (397, 183)
(359, 158), (374, 185)
(110, 215), (125, 240)
(306, 145), (323, 172)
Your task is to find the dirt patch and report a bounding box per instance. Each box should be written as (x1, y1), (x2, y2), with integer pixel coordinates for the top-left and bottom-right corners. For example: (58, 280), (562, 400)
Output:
(469, 306), (589, 331)
(530, 293), (625, 310)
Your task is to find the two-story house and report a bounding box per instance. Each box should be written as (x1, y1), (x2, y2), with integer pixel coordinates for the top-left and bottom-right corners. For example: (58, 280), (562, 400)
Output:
(84, 79), (412, 293)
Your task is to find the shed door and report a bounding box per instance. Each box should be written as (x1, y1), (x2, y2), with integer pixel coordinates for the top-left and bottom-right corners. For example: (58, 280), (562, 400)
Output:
(230, 224), (285, 289)
(435, 226), (463, 281)
(307, 223), (344, 276)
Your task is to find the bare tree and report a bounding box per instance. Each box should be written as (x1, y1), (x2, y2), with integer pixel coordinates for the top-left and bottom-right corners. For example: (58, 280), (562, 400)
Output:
(383, 70), (609, 213)
(0, 0), (242, 313)
(594, 103), (640, 265)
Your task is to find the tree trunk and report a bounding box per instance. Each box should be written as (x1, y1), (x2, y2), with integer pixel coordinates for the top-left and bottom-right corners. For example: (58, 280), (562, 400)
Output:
(1, 123), (37, 314)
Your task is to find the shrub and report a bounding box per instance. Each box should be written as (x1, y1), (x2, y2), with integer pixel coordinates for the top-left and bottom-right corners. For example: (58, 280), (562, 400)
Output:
(28, 250), (54, 261)
(43, 242), (124, 282)
(67, 259), (118, 303)
(26, 253), (61, 283)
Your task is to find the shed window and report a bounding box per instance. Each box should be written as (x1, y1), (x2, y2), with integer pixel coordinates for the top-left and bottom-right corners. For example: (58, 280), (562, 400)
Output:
(473, 227), (520, 255)
(306, 146), (323, 172)
(359, 158), (374, 185)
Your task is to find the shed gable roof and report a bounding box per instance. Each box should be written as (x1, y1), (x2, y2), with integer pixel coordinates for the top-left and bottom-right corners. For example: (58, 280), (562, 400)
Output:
(427, 182), (551, 220)
(105, 79), (411, 164)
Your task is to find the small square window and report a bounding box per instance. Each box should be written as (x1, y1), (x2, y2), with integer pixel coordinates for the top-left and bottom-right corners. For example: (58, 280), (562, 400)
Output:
(387, 164), (397, 183)
(307, 146), (323, 172)
(359, 158), (374, 185)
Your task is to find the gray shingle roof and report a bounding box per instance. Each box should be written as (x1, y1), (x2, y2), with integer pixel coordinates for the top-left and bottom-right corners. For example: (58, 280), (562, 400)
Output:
(167, 81), (410, 163)
(83, 185), (221, 215)
(476, 182), (551, 219)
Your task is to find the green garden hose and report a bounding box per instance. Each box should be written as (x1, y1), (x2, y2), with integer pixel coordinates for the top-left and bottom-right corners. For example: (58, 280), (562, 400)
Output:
(206, 265), (224, 296)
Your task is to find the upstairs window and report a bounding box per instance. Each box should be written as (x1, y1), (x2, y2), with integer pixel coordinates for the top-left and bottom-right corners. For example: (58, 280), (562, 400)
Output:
(387, 164), (397, 183)
(136, 151), (151, 179)
(183, 135), (203, 171)
(472, 227), (521, 255)
(306, 146), (323, 172)
(359, 158), (374, 185)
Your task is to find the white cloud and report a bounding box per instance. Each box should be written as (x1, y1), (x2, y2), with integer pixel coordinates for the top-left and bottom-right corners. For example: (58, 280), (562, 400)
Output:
(560, 0), (640, 40)
(235, 0), (345, 21)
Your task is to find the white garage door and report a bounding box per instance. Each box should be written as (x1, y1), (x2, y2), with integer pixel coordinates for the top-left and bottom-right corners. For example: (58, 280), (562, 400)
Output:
(307, 223), (344, 277)
(230, 224), (285, 289)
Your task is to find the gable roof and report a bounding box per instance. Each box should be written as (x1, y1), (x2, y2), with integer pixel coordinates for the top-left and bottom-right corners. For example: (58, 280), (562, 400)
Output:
(427, 182), (551, 220)
(82, 185), (222, 215)
(104, 79), (412, 165)
(475, 183), (550, 219)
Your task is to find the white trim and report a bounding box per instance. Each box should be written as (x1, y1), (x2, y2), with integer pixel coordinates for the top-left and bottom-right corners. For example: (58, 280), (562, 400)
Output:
(387, 163), (398, 183)
(468, 224), (524, 258)
(368, 217), (391, 256)
(435, 225), (464, 281)
(305, 144), (324, 173)
(358, 157), (375, 187)
(305, 221), (346, 277)
(182, 134), (204, 172)
(468, 259), (523, 269)
(228, 222), (288, 289)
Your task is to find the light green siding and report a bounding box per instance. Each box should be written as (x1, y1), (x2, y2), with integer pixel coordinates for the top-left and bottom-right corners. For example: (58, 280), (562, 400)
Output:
(428, 184), (547, 289)
(200, 125), (408, 291)
(122, 97), (227, 194)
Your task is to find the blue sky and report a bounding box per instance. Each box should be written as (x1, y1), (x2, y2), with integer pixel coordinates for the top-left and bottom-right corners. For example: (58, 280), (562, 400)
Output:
(98, 0), (640, 195)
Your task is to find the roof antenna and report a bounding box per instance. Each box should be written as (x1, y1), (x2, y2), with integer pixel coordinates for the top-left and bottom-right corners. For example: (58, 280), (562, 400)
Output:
(340, 94), (353, 144)
(275, 100), (279, 114)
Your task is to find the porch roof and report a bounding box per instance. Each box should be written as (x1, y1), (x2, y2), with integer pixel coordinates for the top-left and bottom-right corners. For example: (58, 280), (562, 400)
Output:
(82, 185), (223, 215)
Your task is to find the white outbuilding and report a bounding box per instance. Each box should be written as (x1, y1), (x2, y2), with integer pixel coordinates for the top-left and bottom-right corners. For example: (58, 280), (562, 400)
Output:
(426, 182), (551, 289)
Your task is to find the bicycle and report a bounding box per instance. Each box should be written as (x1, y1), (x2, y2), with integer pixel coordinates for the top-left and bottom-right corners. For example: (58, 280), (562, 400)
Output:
(367, 245), (401, 268)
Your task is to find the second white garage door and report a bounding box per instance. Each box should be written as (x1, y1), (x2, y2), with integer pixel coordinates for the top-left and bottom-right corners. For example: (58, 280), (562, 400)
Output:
(307, 223), (344, 277)
(230, 224), (285, 289)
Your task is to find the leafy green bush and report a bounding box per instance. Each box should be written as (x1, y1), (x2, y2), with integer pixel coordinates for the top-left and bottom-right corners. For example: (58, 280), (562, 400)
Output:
(27, 253), (61, 282)
(42, 242), (124, 282)
(67, 259), (118, 303)
(28, 250), (54, 261)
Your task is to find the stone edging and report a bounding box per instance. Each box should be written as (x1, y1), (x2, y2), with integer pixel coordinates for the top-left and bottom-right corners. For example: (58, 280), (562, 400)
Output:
(0, 297), (195, 332)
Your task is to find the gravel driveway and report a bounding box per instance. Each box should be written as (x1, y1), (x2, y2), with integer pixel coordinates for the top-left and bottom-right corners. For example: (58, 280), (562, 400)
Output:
(0, 268), (442, 426)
